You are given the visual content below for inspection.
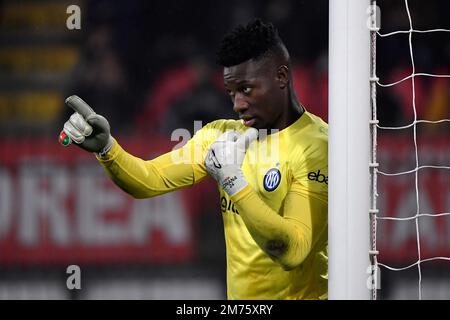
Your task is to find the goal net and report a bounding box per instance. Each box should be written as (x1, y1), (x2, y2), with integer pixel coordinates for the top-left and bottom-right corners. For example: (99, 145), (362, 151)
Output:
(329, 0), (450, 299)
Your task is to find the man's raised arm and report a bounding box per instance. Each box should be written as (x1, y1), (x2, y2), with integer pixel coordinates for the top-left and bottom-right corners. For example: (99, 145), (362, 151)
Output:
(59, 95), (208, 198)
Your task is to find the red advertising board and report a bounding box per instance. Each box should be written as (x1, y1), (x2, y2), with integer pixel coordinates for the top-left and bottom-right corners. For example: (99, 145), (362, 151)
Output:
(0, 136), (215, 265)
(0, 134), (448, 266)
(376, 134), (450, 265)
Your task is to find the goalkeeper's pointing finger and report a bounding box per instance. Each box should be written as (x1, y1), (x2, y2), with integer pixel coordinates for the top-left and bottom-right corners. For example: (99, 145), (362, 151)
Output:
(65, 95), (96, 119)
(59, 95), (95, 147)
(59, 95), (113, 153)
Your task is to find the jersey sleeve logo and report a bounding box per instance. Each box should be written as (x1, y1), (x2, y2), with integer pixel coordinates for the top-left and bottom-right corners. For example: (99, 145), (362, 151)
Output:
(263, 168), (281, 192)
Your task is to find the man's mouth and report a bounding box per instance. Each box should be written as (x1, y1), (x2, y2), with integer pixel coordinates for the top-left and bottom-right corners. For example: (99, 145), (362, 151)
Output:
(241, 117), (256, 127)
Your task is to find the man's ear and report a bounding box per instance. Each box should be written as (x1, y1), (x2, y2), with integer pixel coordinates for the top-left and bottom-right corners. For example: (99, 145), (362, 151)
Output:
(276, 65), (289, 89)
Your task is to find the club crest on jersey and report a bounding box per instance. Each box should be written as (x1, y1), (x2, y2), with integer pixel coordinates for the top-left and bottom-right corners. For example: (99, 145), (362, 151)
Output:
(263, 168), (281, 192)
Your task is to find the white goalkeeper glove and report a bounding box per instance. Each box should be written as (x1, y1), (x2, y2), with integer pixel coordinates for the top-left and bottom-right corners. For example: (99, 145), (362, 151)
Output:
(205, 128), (258, 197)
(59, 95), (113, 156)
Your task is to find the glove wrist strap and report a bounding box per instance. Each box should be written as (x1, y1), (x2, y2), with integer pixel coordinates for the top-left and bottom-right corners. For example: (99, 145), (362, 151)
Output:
(222, 169), (248, 197)
(96, 136), (114, 158)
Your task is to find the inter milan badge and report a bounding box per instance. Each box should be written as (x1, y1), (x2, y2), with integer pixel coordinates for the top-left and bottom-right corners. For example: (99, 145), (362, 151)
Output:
(263, 168), (281, 192)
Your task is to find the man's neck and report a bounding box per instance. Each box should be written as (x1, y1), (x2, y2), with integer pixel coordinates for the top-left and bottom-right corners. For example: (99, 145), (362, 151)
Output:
(280, 96), (304, 130)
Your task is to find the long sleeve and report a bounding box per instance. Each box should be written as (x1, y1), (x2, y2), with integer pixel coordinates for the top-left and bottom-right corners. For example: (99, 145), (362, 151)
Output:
(95, 120), (246, 199)
(231, 181), (327, 270)
(96, 137), (208, 199)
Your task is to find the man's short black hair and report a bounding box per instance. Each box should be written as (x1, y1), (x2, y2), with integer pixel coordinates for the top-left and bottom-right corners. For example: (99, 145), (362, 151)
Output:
(216, 19), (288, 67)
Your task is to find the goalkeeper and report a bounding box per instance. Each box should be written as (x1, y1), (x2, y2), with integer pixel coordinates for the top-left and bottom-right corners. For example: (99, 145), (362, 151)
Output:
(60, 19), (328, 300)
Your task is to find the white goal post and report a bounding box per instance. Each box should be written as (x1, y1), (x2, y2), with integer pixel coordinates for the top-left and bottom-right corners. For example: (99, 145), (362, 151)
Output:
(328, 0), (372, 299)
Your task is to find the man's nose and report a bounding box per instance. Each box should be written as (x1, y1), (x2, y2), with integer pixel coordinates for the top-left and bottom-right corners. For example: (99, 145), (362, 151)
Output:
(233, 93), (249, 113)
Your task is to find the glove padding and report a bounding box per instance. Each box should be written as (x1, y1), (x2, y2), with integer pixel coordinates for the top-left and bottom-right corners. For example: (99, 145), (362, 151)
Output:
(205, 128), (258, 196)
(61, 95), (113, 155)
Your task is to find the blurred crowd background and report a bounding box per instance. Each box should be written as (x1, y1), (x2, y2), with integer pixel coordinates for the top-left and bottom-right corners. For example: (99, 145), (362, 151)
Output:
(0, 0), (448, 299)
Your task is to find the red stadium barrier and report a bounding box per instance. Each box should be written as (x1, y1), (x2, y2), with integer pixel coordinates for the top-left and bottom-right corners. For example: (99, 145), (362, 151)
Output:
(0, 136), (217, 265)
(0, 134), (448, 266)
(376, 133), (450, 265)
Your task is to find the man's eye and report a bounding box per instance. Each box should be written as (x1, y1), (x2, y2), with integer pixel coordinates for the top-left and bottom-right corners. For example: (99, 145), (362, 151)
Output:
(227, 90), (234, 96)
(242, 87), (251, 94)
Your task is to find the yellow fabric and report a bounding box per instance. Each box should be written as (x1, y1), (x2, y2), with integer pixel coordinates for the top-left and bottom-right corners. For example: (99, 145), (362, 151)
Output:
(97, 111), (328, 300)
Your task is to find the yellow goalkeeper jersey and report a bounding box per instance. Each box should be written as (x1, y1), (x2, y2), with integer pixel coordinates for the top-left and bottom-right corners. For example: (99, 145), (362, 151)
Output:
(97, 111), (328, 300)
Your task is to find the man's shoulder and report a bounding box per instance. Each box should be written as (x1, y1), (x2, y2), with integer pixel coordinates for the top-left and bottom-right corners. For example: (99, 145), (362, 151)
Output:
(287, 112), (328, 153)
(285, 112), (328, 173)
(303, 112), (328, 137)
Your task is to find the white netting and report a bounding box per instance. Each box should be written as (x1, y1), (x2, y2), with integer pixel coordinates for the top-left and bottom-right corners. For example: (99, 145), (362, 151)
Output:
(370, 0), (450, 300)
